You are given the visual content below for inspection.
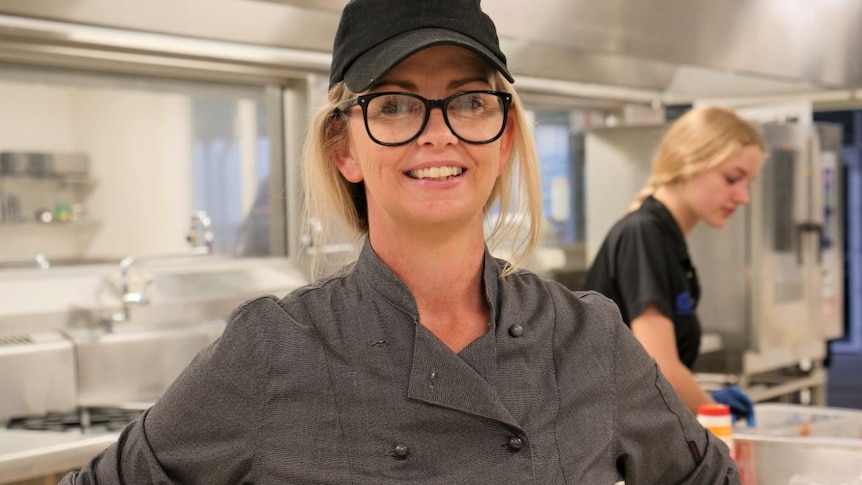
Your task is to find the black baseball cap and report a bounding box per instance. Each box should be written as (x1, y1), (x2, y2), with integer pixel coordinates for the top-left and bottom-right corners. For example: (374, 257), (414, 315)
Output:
(330, 0), (514, 92)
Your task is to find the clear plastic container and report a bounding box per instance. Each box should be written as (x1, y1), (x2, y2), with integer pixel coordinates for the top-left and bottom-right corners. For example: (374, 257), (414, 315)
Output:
(743, 403), (862, 439)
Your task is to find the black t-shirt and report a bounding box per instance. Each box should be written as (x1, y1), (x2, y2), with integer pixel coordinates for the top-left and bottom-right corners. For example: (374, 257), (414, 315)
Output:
(583, 196), (702, 369)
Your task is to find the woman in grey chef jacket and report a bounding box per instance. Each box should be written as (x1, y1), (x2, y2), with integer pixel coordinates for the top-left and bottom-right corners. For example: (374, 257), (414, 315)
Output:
(60, 1), (739, 483)
(583, 105), (764, 424)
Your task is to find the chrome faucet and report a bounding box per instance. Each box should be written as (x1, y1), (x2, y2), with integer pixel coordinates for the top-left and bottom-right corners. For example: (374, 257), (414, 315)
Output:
(106, 211), (214, 326)
(35, 254), (51, 269)
(187, 210), (214, 252)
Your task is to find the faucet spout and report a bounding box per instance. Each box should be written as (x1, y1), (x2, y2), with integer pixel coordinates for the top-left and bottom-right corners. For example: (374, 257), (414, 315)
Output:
(187, 210), (214, 251)
(106, 210), (214, 328)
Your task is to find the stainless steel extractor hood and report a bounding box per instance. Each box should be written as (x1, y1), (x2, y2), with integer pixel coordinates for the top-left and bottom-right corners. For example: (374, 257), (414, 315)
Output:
(0, 0), (859, 104)
(256, 0), (862, 103)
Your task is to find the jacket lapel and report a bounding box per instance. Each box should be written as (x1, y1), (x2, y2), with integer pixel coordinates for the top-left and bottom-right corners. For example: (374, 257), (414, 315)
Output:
(407, 323), (522, 431)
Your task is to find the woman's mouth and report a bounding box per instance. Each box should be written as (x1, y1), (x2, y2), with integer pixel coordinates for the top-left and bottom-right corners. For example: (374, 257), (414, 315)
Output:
(407, 166), (464, 181)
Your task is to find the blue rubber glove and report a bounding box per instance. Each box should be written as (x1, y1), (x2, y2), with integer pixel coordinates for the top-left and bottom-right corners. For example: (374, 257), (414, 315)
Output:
(710, 385), (756, 427)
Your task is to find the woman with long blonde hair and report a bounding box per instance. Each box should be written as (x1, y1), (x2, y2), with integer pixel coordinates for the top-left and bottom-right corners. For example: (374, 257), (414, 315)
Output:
(62, 3), (739, 483)
(584, 105), (765, 423)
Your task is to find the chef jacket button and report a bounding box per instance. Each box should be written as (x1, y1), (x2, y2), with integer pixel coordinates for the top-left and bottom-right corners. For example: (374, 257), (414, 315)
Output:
(394, 444), (409, 459)
(508, 435), (524, 451)
(509, 324), (524, 338)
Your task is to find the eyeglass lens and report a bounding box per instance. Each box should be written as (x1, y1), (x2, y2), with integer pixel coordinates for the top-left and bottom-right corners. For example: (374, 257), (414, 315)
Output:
(363, 92), (507, 145)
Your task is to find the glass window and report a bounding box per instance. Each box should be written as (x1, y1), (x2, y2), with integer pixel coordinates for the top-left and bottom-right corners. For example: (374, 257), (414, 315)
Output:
(191, 97), (277, 257)
(532, 110), (606, 246)
(0, 66), (284, 262)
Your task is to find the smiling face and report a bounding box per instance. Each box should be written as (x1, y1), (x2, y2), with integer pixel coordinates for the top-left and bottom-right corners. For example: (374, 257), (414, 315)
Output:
(333, 45), (514, 240)
(680, 144), (764, 228)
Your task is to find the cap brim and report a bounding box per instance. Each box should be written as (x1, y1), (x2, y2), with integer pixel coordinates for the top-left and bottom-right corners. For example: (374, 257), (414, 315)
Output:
(343, 28), (514, 93)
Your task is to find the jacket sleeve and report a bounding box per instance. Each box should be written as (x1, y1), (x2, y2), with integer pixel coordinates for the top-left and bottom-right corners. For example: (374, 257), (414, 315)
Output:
(57, 414), (178, 485)
(607, 294), (740, 484)
(57, 296), (280, 485)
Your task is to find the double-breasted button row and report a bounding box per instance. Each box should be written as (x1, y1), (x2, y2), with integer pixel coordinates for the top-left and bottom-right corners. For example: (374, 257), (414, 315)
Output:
(391, 437), (524, 459)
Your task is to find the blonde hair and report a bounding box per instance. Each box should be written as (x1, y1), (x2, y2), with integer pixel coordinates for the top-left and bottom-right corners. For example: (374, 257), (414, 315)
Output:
(301, 72), (543, 278)
(628, 105), (765, 212)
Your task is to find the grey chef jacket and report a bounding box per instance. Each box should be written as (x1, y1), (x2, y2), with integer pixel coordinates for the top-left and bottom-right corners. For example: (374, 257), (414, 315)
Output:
(61, 241), (738, 485)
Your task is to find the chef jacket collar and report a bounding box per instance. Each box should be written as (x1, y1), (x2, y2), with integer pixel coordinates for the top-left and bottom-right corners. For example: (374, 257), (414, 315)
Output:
(641, 195), (693, 265)
(353, 238), (500, 331)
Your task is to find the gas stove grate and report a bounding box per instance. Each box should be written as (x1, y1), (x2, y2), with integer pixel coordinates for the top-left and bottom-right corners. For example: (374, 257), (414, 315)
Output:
(5, 407), (143, 432)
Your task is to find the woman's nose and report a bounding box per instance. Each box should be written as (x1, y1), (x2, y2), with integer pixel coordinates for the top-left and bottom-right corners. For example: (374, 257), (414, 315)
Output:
(736, 183), (751, 204)
(417, 108), (457, 145)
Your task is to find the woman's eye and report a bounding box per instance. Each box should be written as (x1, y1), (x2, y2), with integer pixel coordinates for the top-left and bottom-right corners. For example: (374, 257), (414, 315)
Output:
(379, 100), (407, 115)
(368, 95), (421, 118)
(724, 175), (740, 185)
(453, 95), (485, 111)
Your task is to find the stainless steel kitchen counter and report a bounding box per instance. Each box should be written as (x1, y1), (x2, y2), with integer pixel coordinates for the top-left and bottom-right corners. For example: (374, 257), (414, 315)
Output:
(0, 428), (116, 484)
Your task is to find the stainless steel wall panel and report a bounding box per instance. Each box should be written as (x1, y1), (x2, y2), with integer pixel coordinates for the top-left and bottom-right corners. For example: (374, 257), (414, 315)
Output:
(815, 124), (846, 341)
(583, 124), (667, 265)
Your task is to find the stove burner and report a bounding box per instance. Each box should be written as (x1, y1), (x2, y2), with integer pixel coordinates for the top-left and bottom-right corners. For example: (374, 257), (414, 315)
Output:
(5, 407), (143, 432)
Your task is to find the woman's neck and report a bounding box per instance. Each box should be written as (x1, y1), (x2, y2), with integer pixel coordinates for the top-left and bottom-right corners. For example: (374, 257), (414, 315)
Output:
(368, 225), (490, 352)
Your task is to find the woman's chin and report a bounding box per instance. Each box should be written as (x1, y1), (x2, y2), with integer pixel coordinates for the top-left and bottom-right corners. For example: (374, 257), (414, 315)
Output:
(705, 217), (728, 229)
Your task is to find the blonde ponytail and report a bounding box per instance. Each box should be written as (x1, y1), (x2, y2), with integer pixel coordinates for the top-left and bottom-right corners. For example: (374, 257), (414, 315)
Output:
(627, 182), (657, 213)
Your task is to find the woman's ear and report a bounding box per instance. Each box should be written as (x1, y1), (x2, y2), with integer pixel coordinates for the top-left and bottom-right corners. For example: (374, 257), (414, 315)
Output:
(334, 139), (363, 183)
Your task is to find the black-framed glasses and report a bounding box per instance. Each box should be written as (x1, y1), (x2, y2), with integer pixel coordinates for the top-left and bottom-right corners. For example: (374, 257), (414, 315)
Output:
(334, 90), (512, 146)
